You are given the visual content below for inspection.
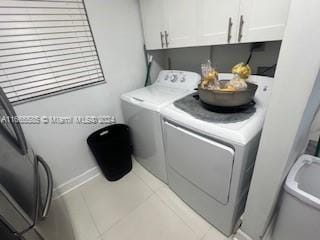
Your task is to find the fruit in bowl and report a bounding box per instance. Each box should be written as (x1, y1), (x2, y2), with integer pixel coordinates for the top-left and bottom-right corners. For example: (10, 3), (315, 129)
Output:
(200, 60), (220, 90)
(227, 62), (252, 90)
(232, 62), (252, 79)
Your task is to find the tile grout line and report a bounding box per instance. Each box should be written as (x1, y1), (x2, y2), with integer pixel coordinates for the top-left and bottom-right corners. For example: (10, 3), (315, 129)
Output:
(98, 192), (156, 238)
(131, 168), (159, 193)
(156, 186), (212, 240)
(132, 161), (210, 239)
(200, 228), (212, 240)
(76, 170), (155, 238)
(56, 197), (78, 240)
(73, 162), (212, 239)
(77, 176), (122, 238)
(63, 166), (215, 240)
(77, 184), (102, 239)
(131, 160), (166, 193)
(154, 187), (208, 240)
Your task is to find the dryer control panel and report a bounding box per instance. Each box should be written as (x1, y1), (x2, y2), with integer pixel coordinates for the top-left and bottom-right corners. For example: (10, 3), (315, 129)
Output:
(154, 70), (201, 91)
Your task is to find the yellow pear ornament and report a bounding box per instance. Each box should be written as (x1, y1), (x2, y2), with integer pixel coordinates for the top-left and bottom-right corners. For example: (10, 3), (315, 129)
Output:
(228, 62), (252, 90)
(232, 63), (252, 80)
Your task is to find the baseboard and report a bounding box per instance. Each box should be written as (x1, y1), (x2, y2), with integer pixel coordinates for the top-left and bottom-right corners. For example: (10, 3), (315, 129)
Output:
(53, 167), (101, 199)
(233, 224), (273, 240)
(233, 229), (254, 240)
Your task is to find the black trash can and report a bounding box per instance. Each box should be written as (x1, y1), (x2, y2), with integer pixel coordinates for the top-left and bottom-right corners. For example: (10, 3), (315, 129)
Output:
(87, 124), (133, 181)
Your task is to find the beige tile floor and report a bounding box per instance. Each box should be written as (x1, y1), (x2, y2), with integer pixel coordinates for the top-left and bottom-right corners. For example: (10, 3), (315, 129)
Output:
(39, 160), (231, 240)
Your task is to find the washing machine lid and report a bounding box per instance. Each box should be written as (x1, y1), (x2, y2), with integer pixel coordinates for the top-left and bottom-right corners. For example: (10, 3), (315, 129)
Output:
(121, 85), (191, 111)
(161, 104), (266, 145)
(160, 75), (274, 145)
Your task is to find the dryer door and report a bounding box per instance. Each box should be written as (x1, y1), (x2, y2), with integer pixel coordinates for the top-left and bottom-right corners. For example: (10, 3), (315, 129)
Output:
(164, 121), (234, 205)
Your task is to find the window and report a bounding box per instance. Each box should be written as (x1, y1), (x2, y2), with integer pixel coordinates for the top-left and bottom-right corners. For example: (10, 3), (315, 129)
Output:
(0, 0), (105, 104)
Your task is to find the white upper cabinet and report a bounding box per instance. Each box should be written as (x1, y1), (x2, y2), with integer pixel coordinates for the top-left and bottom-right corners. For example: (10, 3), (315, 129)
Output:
(164, 0), (197, 48)
(139, 0), (291, 50)
(197, 0), (240, 45)
(238, 0), (291, 43)
(140, 0), (165, 50)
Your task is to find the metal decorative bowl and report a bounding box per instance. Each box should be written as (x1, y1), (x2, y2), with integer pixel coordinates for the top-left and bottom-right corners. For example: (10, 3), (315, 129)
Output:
(198, 80), (258, 107)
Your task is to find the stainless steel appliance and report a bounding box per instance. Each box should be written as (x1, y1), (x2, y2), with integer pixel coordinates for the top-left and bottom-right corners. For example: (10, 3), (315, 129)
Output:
(0, 88), (53, 240)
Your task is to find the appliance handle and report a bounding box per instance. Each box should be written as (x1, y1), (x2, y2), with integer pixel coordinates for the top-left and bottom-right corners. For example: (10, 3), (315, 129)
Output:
(164, 31), (169, 48)
(227, 17), (233, 43)
(0, 87), (28, 155)
(238, 15), (244, 42)
(130, 97), (144, 103)
(37, 155), (53, 219)
(160, 32), (165, 48)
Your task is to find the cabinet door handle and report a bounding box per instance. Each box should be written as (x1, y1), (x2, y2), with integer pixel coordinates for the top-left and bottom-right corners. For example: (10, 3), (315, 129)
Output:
(238, 15), (244, 42)
(160, 32), (165, 48)
(164, 30), (169, 48)
(227, 17), (233, 43)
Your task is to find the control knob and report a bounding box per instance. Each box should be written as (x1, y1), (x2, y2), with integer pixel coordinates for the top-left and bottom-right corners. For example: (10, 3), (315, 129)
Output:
(170, 74), (178, 82)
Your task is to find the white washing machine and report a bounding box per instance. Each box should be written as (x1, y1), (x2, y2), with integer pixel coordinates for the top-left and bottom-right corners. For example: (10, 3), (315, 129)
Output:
(160, 74), (274, 236)
(121, 70), (200, 182)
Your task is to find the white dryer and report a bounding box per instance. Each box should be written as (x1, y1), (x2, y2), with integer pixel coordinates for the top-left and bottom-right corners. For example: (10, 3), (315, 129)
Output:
(121, 70), (200, 182)
(160, 74), (274, 236)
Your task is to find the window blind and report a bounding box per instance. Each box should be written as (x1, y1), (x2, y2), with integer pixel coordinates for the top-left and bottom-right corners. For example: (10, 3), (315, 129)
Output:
(0, 0), (105, 103)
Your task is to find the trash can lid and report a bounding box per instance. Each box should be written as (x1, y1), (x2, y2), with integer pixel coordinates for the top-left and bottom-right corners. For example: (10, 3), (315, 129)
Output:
(285, 154), (320, 210)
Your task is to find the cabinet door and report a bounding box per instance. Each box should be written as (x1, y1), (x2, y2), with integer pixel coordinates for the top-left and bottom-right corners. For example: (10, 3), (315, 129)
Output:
(197, 0), (240, 45)
(140, 0), (165, 50)
(239, 0), (291, 43)
(164, 0), (197, 48)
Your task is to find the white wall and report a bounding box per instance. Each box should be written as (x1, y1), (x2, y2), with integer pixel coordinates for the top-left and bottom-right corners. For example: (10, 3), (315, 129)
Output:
(14, 0), (146, 195)
(238, 0), (320, 239)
